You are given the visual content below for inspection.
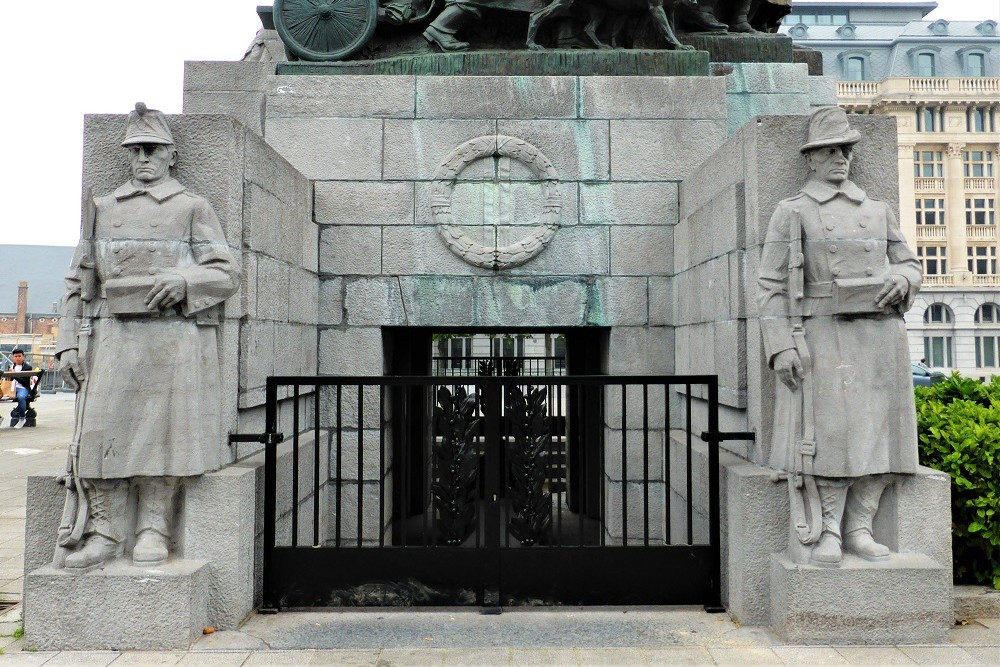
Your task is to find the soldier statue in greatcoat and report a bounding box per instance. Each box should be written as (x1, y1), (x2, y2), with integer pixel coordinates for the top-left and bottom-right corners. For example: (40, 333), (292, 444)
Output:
(54, 103), (240, 572)
(759, 107), (922, 567)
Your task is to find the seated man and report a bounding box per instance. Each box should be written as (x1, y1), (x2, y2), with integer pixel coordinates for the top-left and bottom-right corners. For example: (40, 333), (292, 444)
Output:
(6, 348), (34, 429)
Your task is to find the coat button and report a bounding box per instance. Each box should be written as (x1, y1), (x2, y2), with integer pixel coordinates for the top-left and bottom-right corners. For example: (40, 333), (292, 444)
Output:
(829, 245), (838, 253)
(148, 268), (158, 275)
(149, 248), (156, 253)
(832, 268), (840, 276)
(113, 221), (122, 227)
(826, 224), (834, 231)
(112, 267), (122, 276)
(113, 247), (121, 254)
(866, 267), (874, 276)
(860, 221), (867, 228)
(865, 243), (873, 252)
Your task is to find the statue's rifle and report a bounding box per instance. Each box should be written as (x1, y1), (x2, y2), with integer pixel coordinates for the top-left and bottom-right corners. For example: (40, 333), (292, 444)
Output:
(786, 207), (822, 546)
(53, 187), (97, 566)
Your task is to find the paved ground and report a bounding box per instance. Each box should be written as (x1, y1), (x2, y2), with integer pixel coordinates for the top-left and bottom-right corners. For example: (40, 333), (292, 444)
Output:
(0, 394), (999, 665)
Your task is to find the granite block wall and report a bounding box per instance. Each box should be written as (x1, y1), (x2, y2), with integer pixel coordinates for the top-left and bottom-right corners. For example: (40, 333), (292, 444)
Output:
(255, 75), (727, 377)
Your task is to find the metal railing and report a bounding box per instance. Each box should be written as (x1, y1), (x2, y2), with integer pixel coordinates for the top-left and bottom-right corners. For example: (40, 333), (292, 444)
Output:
(431, 355), (566, 377)
(260, 374), (723, 609)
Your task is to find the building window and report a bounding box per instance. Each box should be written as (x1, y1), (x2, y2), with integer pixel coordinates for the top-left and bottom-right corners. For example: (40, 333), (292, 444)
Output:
(916, 107), (944, 132)
(924, 303), (954, 324)
(966, 53), (986, 77)
(966, 198), (996, 225)
(913, 150), (944, 177)
(915, 198), (946, 225)
(967, 108), (989, 133)
(977, 303), (1000, 324)
(968, 246), (998, 275)
(924, 336), (953, 368)
(915, 52), (936, 77)
(448, 337), (473, 369)
(975, 304), (1000, 367)
(845, 56), (865, 81)
(964, 151), (994, 178)
(917, 246), (947, 275)
(785, 12), (847, 26)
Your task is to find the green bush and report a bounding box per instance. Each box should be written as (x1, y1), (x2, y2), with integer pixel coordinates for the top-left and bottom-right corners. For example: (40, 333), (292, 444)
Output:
(915, 374), (1000, 589)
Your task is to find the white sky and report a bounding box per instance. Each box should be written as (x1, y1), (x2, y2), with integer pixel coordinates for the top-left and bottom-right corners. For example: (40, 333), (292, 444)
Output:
(1, 0), (997, 248)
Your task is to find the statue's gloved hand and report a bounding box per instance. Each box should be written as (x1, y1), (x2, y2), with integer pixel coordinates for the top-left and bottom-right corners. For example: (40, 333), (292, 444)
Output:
(58, 349), (85, 392)
(773, 348), (804, 391)
(876, 275), (908, 309)
(145, 274), (187, 311)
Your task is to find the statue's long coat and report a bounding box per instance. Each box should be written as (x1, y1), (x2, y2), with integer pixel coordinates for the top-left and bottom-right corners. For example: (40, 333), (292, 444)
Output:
(58, 179), (239, 479)
(759, 179), (922, 478)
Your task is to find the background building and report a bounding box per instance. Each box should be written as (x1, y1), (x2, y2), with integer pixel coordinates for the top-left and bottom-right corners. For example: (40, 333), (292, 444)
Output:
(783, 0), (1000, 379)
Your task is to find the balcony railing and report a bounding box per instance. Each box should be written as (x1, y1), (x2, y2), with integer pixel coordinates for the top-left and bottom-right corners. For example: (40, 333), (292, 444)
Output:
(972, 275), (1000, 286)
(837, 77), (1000, 105)
(915, 225), (947, 240)
(966, 225), (997, 241)
(915, 177), (945, 193)
(923, 275), (954, 287)
(965, 177), (996, 192)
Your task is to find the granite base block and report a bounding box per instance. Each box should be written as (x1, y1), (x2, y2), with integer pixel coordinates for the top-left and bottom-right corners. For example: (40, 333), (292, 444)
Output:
(770, 552), (952, 645)
(23, 559), (210, 651)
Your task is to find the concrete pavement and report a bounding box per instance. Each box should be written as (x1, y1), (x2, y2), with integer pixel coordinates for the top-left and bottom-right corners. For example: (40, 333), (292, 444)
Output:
(1, 394), (999, 665)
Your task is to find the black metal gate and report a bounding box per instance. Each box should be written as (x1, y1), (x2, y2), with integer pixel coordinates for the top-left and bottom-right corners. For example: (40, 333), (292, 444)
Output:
(261, 374), (724, 610)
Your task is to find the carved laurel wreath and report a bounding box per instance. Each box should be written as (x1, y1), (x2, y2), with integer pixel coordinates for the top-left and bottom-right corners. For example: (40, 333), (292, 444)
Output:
(431, 135), (561, 271)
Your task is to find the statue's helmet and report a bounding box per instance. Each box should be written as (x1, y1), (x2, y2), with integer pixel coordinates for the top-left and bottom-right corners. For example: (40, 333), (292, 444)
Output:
(121, 102), (174, 147)
(800, 107), (861, 154)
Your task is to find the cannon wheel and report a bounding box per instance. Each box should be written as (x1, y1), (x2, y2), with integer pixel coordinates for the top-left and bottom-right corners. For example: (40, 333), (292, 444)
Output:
(274, 0), (379, 62)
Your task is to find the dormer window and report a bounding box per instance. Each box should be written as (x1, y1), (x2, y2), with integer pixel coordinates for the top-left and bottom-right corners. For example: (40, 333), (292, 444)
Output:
(909, 47), (941, 77)
(836, 23), (857, 39)
(839, 51), (871, 81)
(929, 19), (949, 36)
(958, 47), (990, 77)
(788, 23), (809, 39)
(976, 20), (997, 36)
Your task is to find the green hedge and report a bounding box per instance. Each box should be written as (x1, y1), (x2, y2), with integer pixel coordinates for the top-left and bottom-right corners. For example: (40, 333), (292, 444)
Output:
(915, 374), (1000, 589)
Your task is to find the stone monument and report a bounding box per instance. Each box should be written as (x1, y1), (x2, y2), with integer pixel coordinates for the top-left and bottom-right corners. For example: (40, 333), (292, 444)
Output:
(759, 107), (922, 568)
(18, 0), (954, 652)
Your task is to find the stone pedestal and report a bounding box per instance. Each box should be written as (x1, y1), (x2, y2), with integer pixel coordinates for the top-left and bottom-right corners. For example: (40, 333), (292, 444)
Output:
(771, 552), (951, 645)
(23, 560), (210, 651)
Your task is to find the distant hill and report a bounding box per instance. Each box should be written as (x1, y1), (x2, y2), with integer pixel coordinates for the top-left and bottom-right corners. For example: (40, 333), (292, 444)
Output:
(0, 245), (77, 314)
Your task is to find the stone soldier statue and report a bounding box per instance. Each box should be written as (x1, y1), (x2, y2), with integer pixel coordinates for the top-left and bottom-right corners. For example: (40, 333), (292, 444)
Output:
(55, 103), (240, 572)
(759, 107), (922, 567)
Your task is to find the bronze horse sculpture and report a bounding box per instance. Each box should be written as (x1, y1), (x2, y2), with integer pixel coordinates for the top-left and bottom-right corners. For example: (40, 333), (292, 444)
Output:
(526, 0), (699, 51)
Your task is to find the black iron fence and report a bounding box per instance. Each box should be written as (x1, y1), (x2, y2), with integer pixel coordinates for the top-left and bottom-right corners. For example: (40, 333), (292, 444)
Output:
(261, 374), (721, 610)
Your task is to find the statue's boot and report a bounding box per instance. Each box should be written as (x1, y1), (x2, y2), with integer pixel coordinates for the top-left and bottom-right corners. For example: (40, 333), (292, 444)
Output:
(64, 479), (127, 573)
(843, 476), (892, 562)
(423, 5), (475, 52)
(134, 477), (179, 567)
(725, 0), (756, 32)
(684, 0), (729, 32)
(811, 480), (848, 567)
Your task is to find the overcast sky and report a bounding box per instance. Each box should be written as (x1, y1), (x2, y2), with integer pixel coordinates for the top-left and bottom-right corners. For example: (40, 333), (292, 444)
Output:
(2, 0), (997, 248)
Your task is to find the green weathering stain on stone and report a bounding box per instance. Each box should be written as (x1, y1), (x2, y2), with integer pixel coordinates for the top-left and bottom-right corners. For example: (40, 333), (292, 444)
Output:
(277, 49), (710, 76)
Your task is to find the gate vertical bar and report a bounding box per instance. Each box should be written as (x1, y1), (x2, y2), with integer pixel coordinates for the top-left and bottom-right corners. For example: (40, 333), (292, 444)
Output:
(482, 378), (501, 609)
(292, 385), (299, 547)
(706, 378), (723, 612)
(263, 376), (278, 609)
(313, 386), (320, 546)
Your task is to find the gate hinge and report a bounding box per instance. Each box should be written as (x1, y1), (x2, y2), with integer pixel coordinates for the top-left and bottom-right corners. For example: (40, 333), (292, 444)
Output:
(700, 431), (756, 443)
(229, 432), (285, 446)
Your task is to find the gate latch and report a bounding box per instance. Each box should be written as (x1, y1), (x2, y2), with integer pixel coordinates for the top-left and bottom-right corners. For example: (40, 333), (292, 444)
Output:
(229, 432), (285, 446)
(700, 431), (756, 443)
